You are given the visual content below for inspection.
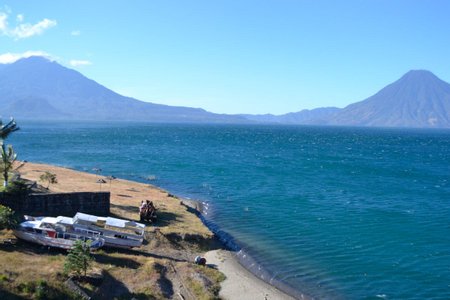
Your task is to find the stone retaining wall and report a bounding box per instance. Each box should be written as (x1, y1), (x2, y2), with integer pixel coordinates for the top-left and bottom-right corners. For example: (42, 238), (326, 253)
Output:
(0, 192), (110, 217)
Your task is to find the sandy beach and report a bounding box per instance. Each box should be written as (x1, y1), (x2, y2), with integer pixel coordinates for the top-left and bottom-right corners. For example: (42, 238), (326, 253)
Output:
(205, 249), (296, 300)
(2, 161), (297, 299)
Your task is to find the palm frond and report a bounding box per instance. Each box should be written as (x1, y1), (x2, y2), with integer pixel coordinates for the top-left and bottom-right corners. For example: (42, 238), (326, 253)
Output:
(0, 118), (20, 141)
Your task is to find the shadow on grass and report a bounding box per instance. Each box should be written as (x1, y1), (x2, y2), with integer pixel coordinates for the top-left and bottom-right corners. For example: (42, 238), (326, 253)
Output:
(93, 270), (131, 300)
(94, 253), (142, 269)
(0, 238), (68, 256)
(98, 246), (188, 264)
(154, 263), (173, 299)
(116, 194), (133, 198)
(152, 211), (178, 228)
(0, 288), (27, 300)
(206, 263), (219, 270)
(110, 203), (139, 215)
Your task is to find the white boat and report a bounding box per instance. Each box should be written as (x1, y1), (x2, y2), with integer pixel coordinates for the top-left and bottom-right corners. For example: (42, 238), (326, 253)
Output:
(14, 216), (105, 251)
(70, 213), (146, 249)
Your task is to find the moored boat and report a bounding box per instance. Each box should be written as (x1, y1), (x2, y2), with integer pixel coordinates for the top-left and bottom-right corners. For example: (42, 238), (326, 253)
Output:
(71, 212), (146, 249)
(14, 216), (105, 251)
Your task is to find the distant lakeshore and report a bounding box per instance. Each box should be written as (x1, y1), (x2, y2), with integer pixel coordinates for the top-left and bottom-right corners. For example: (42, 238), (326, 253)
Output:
(2, 57), (450, 128)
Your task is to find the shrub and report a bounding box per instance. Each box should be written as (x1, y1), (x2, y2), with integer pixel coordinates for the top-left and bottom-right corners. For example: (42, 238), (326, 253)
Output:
(64, 240), (93, 278)
(17, 281), (36, 294)
(35, 279), (48, 300)
(0, 273), (9, 283)
(0, 205), (17, 230)
(39, 171), (58, 189)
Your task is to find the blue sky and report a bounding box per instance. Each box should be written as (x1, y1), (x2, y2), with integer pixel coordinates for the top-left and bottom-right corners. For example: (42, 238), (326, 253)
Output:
(1, 1), (450, 114)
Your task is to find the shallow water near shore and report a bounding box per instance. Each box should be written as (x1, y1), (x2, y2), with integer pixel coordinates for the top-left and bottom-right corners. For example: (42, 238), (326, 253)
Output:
(11, 121), (450, 299)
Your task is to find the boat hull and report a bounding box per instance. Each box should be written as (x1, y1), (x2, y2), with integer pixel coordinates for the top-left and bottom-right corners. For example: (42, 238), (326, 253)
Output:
(13, 230), (105, 251)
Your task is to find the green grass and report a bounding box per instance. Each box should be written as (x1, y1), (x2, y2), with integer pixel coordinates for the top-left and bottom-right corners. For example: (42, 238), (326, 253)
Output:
(0, 273), (9, 283)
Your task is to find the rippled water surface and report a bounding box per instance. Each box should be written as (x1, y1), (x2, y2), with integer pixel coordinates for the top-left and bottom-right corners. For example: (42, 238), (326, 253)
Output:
(11, 122), (450, 299)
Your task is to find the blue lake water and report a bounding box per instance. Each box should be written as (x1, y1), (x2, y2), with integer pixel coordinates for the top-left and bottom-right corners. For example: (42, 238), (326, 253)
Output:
(9, 121), (450, 299)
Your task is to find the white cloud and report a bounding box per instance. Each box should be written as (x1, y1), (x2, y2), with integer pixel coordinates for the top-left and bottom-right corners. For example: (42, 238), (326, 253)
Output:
(69, 60), (92, 67)
(0, 51), (52, 64)
(0, 9), (56, 40)
(71, 30), (81, 36)
(0, 12), (7, 32)
(10, 18), (56, 39)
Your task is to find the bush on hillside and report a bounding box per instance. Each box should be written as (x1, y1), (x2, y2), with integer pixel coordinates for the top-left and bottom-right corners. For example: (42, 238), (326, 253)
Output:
(0, 204), (17, 230)
(64, 240), (93, 278)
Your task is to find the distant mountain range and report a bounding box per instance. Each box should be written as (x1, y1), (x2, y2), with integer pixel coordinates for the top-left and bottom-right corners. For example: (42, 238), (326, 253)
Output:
(241, 107), (340, 125)
(328, 70), (450, 127)
(0, 57), (249, 123)
(246, 70), (450, 128)
(1, 57), (449, 128)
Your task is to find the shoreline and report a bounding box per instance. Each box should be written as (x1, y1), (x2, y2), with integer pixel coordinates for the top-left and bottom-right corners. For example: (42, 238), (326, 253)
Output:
(16, 161), (299, 299)
(205, 249), (297, 300)
(182, 198), (303, 299)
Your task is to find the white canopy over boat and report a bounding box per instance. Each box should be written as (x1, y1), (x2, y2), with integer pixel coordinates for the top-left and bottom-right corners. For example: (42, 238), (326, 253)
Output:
(74, 213), (145, 231)
(72, 212), (146, 248)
